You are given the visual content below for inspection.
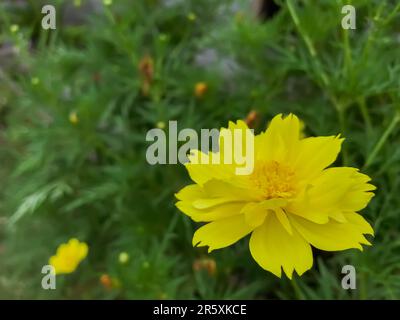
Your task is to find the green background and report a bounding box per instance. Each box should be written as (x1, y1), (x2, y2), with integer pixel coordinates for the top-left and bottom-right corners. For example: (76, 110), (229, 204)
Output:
(0, 0), (399, 299)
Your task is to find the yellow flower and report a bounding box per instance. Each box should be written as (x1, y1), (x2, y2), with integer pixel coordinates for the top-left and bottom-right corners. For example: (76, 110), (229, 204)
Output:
(49, 238), (88, 275)
(118, 252), (129, 264)
(187, 13), (197, 21)
(31, 77), (40, 85)
(10, 24), (19, 33)
(175, 114), (375, 279)
(194, 82), (208, 98)
(69, 111), (79, 124)
(156, 121), (166, 129)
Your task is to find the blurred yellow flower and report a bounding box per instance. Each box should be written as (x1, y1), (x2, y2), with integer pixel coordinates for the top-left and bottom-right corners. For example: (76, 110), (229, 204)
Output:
(187, 13), (197, 21)
(10, 24), (19, 33)
(158, 33), (168, 42)
(118, 252), (129, 264)
(156, 121), (166, 129)
(69, 111), (79, 124)
(31, 77), (40, 85)
(176, 114), (375, 279)
(49, 238), (88, 275)
(194, 82), (208, 98)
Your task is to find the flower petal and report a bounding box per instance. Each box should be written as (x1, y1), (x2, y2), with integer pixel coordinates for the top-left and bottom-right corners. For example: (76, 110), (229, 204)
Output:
(192, 215), (254, 252)
(185, 120), (254, 185)
(176, 201), (245, 222)
(256, 114), (301, 162)
(249, 213), (313, 279)
(241, 202), (268, 227)
(293, 135), (344, 181)
(287, 167), (375, 223)
(289, 214), (372, 251)
(185, 150), (235, 185)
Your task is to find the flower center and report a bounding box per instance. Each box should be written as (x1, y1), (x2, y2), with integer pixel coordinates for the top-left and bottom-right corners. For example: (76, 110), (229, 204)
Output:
(250, 160), (297, 200)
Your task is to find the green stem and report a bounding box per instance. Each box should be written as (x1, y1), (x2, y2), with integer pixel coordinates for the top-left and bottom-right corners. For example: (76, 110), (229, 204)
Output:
(337, 107), (349, 165)
(383, 2), (400, 25)
(286, 0), (329, 87)
(357, 98), (372, 134)
(290, 277), (305, 300)
(359, 272), (367, 300)
(330, 95), (349, 165)
(364, 112), (400, 169)
(286, 0), (316, 58)
(342, 27), (352, 76)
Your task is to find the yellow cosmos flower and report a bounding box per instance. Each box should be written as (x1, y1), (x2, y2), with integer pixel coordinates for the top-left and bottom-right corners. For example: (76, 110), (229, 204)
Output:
(175, 114), (375, 279)
(69, 111), (79, 125)
(49, 238), (88, 275)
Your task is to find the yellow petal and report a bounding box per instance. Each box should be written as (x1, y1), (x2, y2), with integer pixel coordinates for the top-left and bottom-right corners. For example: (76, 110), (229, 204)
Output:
(293, 135), (343, 181)
(185, 150), (235, 185)
(241, 202), (268, 227)
(240, 199), (289, 228)
(176, 201), (245, 222)
(186, 120), (252, 185)
(249, 213), (313, 279)
(289, 214), (372, 251)
(192, 214), (254, 252)
(256, 114), (300, 162)
(77, 242), (89, 260)
(288, 167), (375, 223)
(175, 184), (205, 202)
(275, 208), (293, 235)
(344, 212), (374, 236)
(267, 114), (300, 152)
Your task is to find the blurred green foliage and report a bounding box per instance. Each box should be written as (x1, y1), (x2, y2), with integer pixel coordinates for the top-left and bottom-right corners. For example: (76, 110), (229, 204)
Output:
(0, 0), (400, 299)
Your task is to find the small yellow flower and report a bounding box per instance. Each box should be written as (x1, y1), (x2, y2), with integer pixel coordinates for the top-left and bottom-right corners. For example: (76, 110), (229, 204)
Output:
(31, 77), (40, 85)
(156, 121), (166, 129)
(194, 82), (208, 98)
(49, 238), (88, 275)
(118, 252), (129, 264)
(159, 33), (168, 42)
(10, 24), (19, 33)
(176, 114), (375, 279)
(103, 0), (112, 6)
(69, 111), (79, 124)
(187, 13), (197, 21)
